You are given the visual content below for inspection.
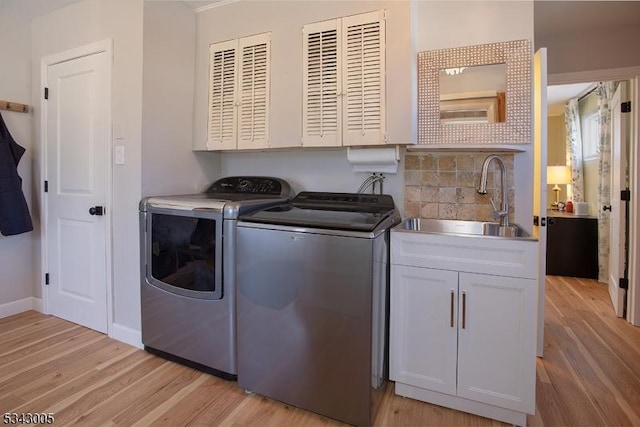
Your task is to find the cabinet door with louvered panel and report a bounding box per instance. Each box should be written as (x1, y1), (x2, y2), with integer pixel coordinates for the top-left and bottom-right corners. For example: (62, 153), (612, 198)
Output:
(342, 10), (386, 146)
(302, 11), (386, 147)
(237, 33), (271, 150)
(208, 39), (238, 150)
(207, 33), (271, 151)
(302, 19), (342, 147)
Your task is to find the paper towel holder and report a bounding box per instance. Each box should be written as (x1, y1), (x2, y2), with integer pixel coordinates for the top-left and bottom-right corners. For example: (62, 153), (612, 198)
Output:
(346, 146), (400, 174)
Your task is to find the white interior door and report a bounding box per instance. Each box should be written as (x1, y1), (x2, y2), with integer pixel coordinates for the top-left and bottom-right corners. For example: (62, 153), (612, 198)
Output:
(533, 48), (548, 357)
(45, 49), (110, 333)
(608, 81), (628, 318)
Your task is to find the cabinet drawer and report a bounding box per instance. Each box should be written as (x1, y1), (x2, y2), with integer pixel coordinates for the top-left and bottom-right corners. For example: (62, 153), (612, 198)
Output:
(391, 231), (538, 279)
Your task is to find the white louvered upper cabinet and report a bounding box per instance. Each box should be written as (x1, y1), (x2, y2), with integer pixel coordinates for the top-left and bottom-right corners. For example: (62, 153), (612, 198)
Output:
(302, 10), (386, 148)
(207, 33), (271, 150)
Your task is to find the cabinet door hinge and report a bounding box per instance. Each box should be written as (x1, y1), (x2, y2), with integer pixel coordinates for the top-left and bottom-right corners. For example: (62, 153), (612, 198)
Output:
(619, 277), (629, 290)
(44, 87), (49, 100)
(45, 273), (49, 285)
(621, 189), (631, 201)
(621, 101), (631, 113)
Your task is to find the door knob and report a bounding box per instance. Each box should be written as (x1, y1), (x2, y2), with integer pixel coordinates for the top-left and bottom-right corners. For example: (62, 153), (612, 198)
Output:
(603, 205), (612, 212)
(89, 206), (104, 216)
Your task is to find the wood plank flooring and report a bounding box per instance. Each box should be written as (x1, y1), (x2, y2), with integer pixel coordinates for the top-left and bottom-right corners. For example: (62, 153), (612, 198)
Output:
(1, 275), (639, 426)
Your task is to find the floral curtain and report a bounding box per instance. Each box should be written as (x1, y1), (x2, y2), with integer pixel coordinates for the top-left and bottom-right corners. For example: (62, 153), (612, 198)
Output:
(595, 81), (619, 284)
(564, 98), (584, 201)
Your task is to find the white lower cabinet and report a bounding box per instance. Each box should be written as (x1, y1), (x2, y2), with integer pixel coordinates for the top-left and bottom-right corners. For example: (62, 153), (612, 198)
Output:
(390, 232), (537, 426)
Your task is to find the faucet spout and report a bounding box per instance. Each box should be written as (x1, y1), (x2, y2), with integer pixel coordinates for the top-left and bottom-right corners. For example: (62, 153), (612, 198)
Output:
(477, 155), (509, 227)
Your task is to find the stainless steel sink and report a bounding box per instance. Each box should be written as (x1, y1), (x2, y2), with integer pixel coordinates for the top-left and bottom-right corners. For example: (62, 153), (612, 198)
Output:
(396, 218), (532, 239)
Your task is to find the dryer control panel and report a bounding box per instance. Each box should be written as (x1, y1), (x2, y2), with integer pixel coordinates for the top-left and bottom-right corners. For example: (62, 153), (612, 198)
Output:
(205, 176), (290, 196)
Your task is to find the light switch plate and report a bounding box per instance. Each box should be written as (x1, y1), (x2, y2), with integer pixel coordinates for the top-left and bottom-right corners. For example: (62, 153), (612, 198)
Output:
(115, 145), (125, 165)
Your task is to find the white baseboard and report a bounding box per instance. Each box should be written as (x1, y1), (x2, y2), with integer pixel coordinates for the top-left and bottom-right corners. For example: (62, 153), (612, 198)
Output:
(110, 322), (143, 349)
(0, 300), (143, 349)
(395, 382), (528, 426)
(0, 297), (43, 319)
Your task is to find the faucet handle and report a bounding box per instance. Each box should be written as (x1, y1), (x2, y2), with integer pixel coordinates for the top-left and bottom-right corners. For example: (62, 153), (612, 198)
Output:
(489, 197), (499, 214)
(490, 197), (508, 219)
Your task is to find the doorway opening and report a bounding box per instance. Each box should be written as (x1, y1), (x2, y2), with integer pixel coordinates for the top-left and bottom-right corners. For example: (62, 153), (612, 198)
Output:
(546, 79), (632, 319)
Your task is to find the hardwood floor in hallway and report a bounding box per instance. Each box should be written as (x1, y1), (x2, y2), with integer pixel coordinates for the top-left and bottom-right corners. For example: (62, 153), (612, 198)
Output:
(0, 275), (639, 426)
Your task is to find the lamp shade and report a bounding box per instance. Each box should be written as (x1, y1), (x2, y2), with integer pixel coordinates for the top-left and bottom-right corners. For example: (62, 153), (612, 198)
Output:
(547, 165), (571, 185)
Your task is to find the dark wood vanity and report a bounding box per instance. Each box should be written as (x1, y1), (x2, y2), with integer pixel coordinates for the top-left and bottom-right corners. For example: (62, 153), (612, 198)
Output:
(546, 210), (599, 279)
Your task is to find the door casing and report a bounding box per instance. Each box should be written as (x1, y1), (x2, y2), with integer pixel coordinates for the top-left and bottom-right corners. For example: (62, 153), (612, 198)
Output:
(548, 66), (640, 326)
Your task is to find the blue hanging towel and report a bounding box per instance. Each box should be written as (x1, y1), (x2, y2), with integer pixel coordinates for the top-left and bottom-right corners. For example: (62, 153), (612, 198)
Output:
(0, 111), (34, 236)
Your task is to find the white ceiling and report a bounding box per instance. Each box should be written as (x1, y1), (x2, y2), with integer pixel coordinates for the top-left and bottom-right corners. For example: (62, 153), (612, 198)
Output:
(547, 83), (594, 116)
(0, 0), (83, 20)
(0, 0), (223, 20)
(181, 0), (223, 10)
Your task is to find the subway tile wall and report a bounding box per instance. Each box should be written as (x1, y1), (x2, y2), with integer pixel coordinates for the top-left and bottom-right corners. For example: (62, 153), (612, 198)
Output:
(404, 152), (515, 222)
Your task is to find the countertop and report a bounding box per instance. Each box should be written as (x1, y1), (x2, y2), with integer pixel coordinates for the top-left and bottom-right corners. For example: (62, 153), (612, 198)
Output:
(547, 209), (597, 220)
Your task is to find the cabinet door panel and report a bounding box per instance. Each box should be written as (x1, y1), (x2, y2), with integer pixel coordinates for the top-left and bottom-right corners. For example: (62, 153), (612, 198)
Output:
(342, 10), (386, 146)
(302, 19), (342, 148)
(390, 265), (458, 395)
(208, 39), (238, 150)
(457, 273), (536, 413)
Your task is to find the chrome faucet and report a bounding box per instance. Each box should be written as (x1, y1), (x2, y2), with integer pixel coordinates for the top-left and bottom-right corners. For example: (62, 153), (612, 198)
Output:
(477, 154), (509, 227)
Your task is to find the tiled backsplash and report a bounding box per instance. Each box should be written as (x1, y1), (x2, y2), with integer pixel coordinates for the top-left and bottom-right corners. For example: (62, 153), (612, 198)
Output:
(404, 152), (515, 222)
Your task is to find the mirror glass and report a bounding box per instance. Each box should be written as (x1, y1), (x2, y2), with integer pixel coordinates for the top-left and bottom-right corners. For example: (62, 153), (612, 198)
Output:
(439, 63), (507, 124)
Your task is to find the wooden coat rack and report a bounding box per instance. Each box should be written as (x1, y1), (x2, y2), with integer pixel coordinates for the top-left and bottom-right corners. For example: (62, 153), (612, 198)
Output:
(0, 100), (29, 113)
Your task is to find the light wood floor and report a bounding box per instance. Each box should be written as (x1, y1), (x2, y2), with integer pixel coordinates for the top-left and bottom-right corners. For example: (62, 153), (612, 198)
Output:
(1, 276), (639, 426)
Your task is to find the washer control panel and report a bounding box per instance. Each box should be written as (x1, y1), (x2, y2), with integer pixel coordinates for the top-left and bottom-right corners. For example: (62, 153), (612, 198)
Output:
(205, 176), (289, 196)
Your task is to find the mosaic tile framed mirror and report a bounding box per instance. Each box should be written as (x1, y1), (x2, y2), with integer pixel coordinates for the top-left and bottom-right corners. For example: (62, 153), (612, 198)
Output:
(418, 39), (532, 145)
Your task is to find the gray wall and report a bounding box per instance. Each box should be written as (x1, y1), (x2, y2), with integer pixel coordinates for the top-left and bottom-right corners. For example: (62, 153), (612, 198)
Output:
(142, 1), (220, 197)
(0, 5), (37, 312)
(535, 2), (640, 76)
(31, 0), (144, 339)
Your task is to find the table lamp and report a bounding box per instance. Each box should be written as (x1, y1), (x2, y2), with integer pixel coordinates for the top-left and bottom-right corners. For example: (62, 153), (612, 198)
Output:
(547, 165), (571, 209)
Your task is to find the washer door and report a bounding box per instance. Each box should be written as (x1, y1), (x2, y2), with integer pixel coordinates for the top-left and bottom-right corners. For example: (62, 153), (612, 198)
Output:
(144, 206), (223, 300)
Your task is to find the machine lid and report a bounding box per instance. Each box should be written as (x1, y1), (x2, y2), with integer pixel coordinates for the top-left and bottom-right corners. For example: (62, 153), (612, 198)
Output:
(239, 191), (397, 232)
(139, 176), (292, 216)
(141, 193), (228, 212)
(291, 191), (396, 213)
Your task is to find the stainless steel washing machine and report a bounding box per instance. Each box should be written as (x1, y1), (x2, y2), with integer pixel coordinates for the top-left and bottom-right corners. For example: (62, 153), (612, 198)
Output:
(139, 176), (291, 379)
(236, 192), (400, 424)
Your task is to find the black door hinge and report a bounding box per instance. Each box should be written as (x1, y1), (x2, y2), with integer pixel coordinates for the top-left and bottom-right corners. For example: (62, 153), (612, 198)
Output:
(621, 189), (630, 201)
(621, 101), (631, 113)
(45, 273), (49, 285)
(44, 180), (48, 193)
(44, 87), (49, 100)
(533, 216), (546, 226)
(619, 277), (629, 290)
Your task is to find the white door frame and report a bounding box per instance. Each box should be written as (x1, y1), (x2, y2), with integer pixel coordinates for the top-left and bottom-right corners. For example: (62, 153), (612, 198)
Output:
(533, 48), (547, 357)
(628, 76), (640, 326)
(548, 66), (640, 326)
(40, 39), (114, 332)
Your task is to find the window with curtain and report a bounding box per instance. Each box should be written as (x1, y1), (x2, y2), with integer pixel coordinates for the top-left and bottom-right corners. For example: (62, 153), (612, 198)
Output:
(581, 111), (600, 161)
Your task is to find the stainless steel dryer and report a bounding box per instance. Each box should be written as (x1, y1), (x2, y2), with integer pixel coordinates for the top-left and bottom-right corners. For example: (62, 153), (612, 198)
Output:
(139, 176), (291, 379)
(236, 192), (400, 425)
